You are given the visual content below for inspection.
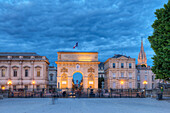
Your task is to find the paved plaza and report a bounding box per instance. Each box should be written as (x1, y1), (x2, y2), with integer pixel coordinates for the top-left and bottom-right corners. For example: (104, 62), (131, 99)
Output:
(0, 98), (169, 113)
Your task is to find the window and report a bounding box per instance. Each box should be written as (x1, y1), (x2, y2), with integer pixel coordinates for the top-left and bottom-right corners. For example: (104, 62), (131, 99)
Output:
(129, 82), (132, 88)
(13, 85), (16, 91)
(137, 83), (140, 89)
(121, 63), (124, 68)
(1, 69), (5, 77)
(121, 73), (124, 77)
(113, 73), (116, 78)
(113, 63), (115, 68)
(138, 70), (140, 73)
(50, 75), (53, 81)
(152, 76), (154, 81)
(145, 75), (147, 80)
(25, 69), (28, 77)
(137, 75), (140, 81)
(37, 69), (40, 77)
(37, 85), (40, 90)
(25, 85), (28, 90)
(152, 83), (154, 89)
(13, 69), (17, 77)
(129, 73), (132, 78)
(129, 63), (132, 68)
(145, 70), (147, 74)
(113, 82), (116, 88)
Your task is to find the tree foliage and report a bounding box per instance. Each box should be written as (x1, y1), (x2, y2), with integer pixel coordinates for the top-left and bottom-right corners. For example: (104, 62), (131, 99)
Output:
(148, 1), (170, 81)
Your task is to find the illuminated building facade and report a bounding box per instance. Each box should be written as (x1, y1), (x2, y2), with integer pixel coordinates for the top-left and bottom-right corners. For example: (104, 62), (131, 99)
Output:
(0, 52), (49, 90)
(55, 51), (100, 89)
(104, 54), (136, 89)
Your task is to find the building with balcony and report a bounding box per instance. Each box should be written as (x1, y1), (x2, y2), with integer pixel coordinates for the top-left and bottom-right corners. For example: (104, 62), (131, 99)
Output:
(104, 54), (136, 89)
(0, 52), (49, 91)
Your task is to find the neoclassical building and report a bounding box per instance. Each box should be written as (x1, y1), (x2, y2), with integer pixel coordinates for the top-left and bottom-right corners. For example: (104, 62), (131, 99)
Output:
(104, 54), (136, 89)
(55, 51), (100, 90)
(0, 52), (49, 90)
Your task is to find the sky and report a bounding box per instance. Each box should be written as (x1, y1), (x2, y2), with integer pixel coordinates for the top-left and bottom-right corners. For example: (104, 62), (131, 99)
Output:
(0, 0), (168, 66)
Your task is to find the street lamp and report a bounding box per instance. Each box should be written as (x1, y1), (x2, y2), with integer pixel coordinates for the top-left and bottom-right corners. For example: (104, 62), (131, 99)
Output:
(143, 80), (148, 89)
(120, 80), (124, 89)
(143, 80), (148, 97)
(7, 80), (12, 97)
(32, 80), (36, 94)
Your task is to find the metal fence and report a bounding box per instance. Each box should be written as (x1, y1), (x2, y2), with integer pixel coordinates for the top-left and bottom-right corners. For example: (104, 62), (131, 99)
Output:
(0, 88), (151, 98)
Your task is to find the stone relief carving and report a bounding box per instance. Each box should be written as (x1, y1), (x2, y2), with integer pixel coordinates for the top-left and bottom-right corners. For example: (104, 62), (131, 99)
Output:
(61, 67), (68, 73)
(88, 67), (95, 73)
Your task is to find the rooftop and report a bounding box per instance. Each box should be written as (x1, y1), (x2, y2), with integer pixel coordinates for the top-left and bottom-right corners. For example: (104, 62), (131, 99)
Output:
(0, 52), (40, 56)
(112, 54), (131, 58)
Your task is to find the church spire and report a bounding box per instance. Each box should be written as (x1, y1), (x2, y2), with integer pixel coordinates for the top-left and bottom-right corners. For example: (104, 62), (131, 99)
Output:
(138, 37), (147, 67)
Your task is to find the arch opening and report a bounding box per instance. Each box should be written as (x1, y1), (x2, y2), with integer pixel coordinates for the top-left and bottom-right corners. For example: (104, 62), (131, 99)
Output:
(72, 72), (83, 90)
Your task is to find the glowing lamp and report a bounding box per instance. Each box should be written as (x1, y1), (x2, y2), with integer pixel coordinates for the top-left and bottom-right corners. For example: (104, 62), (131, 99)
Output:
(32, 80), (36, 85)
(143, 81), (148, 85)
(7, 80), (12, 85)
(120, 81), (124, 85)
(2, 86), (5, 90)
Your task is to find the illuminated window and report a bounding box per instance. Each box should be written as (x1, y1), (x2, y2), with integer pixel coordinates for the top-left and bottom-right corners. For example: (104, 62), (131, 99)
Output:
(13, 69), (17, 77)
(25, 69), (28, 77)
(1, 69), (5, 77)
(37, 69), (40, 77)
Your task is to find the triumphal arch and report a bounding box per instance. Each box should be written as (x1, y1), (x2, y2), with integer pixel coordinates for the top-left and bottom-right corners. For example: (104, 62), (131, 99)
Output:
(55, 51), (100, 90)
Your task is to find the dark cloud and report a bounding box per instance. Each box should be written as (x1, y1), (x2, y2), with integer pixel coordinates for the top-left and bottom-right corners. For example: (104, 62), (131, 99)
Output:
(0, 0), (168, 66)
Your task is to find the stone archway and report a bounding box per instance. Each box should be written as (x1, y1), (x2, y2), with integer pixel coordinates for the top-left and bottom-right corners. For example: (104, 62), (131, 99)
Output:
(72, 72), (83, 90)
(61, 73), (68, 89)
(88, 74), (95, 89)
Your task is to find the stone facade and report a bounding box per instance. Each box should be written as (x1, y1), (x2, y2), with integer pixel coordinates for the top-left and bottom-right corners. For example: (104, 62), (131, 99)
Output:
(48, 66), (57, 89)
(136, 66), (159, 89)
(98, 62), (104, 78)
(55, 52), (100, 89)
(104, 54), (136, 89)
(0, 52), (49, 90)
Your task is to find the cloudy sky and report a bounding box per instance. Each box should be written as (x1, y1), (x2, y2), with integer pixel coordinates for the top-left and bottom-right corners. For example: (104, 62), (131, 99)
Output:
(0, 0), (168, 66)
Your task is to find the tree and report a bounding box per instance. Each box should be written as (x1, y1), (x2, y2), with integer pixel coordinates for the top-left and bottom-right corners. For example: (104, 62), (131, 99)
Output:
(148, 1), (170, 81)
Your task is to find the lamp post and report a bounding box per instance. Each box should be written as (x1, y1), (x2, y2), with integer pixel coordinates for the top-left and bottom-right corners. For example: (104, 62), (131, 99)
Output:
(143, 80), (148, 97)
(7, 80), (12, 97)
(32, 80), (35, 96)
(120, 80), (124, 89)
(120, 80), (124, 98)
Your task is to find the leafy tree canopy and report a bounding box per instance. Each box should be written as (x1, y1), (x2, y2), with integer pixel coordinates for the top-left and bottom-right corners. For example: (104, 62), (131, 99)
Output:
(148, 1), (170, 81)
